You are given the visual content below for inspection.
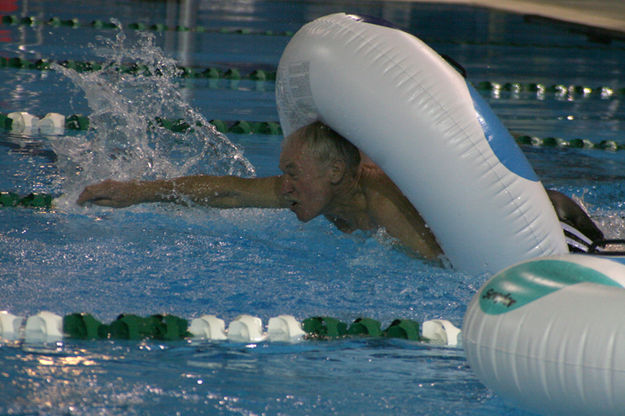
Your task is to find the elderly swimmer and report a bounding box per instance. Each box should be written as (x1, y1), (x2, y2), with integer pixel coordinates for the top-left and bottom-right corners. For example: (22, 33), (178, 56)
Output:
(78, 121), (602, 261)
(78, 121), (444, 261)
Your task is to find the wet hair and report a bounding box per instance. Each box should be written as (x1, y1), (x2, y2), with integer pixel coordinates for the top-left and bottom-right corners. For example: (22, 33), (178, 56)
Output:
(288, 121), (361, 175)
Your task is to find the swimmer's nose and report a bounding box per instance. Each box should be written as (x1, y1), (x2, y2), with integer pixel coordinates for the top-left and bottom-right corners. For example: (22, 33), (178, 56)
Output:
(281, 176), (294, 194)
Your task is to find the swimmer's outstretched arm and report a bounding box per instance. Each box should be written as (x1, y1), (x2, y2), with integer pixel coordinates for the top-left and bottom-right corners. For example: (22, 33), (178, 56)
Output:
(77, 175), (288, 209)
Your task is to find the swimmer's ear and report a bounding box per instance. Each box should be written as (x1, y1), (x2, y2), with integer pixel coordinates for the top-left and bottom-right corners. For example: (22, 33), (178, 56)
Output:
(328, 159), (346, 184)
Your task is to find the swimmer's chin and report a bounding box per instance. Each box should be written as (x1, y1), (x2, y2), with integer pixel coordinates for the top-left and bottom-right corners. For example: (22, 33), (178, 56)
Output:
(289, 203), (315, 223)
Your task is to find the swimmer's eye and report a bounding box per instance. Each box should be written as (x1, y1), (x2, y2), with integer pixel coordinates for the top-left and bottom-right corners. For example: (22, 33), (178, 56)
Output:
(282, 169), (298, 180)
(279, 162), (299, 181)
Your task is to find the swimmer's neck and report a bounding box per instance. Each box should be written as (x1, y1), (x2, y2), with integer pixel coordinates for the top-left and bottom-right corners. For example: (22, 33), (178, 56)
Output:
(323, 173), (375, 232)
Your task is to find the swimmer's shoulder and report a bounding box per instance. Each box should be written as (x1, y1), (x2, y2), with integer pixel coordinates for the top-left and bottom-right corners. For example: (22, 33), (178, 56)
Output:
(358, 164), (443, 260)
(359, 164), (405, 204)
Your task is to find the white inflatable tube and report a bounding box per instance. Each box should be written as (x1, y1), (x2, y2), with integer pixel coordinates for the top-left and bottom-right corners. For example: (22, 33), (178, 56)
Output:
(463, 254), (625, 415)
(276, 13), (567, 274)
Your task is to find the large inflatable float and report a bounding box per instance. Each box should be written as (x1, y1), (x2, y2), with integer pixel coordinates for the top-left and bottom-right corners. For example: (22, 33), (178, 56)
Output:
(276, 13), (625, 416)
(463, 254), (625, 415)
(275, 13), (567, 275)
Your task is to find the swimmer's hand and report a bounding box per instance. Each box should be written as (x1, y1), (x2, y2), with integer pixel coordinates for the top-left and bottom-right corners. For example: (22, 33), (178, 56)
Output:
(77, 179), (145, 208)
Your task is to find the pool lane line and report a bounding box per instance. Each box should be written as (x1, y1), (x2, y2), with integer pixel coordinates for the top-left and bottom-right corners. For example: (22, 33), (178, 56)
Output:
(514, 135), (624, 151)
(2, 55), (624, 101)
(0, 310), (461, 345)
(0, 56), (277, 81)
(474, 81), (624, 99)
(0, 192), (53, 209)
(0, 14), (296, 37)
(2, 112), (624, 150)
(0, 112), (283, 135)
(2, 56), (625, 103)
(3, 14), (625, 52)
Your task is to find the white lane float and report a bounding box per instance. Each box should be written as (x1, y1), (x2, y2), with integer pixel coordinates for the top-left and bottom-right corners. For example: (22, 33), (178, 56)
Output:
(464, 254), (625, 416)
(0, 311), (24, 341)
(7, 112), (65, 134)
(188, 314), (228, 340)
(275, 13), (567, 275)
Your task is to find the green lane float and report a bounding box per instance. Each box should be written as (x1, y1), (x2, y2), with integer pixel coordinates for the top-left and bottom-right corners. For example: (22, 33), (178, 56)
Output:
(0, 310), (461, 345)
(0, 192), (53, 209)
(301, 316), (348, 338)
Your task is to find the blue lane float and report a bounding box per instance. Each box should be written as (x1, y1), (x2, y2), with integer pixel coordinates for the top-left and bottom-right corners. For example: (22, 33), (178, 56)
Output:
(275, 13), (567, 275)
(463, 254), (625, 416)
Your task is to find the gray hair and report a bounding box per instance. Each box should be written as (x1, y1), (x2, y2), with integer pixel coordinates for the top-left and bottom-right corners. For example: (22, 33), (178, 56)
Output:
(287, 121), (361, 175)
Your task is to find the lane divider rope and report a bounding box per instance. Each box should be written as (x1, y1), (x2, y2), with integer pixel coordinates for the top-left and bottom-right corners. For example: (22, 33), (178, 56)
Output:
(514, 134), (623, 150)
(0, 310), (462, 346)
(0, 55), (277, 80)
(0, 14), (295, 37)
(0, 192), (53, 209)
(3, 14), (622, 52)
(1, 55), (622, 101)
(476, 81), (622, 99)
(1, 111), (621, 151)
(0, 112), (283, 135)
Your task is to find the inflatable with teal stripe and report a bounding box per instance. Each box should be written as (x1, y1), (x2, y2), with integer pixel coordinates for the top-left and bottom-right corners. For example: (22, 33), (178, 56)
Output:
(464, 254), (625, 416)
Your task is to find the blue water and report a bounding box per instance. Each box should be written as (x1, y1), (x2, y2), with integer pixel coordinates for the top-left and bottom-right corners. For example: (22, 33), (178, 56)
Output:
(2, 1), (625, 415)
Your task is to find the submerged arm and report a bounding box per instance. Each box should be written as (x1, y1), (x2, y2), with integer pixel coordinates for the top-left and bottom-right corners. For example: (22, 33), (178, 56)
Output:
(363, 169), (443, 261)
(77, 175), (288, 209)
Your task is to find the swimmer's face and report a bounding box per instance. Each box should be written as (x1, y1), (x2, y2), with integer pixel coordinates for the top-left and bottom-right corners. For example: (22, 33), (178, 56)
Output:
(279, 136), (334, 222)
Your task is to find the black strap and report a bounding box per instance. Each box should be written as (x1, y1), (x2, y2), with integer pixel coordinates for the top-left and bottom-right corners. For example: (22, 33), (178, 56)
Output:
(588, 239), (625, 255)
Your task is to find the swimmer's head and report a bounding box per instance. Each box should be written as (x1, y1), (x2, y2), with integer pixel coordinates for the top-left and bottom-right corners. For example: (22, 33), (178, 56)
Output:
(285, 121), (361, 177)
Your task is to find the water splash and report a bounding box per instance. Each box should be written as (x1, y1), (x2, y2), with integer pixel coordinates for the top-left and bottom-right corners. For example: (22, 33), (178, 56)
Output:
(51, 27), (255, 208)
(571, 185), (625, 239)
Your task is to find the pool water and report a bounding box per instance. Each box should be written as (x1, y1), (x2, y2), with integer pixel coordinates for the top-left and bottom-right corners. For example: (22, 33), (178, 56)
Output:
(1, 1), (625, 415)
